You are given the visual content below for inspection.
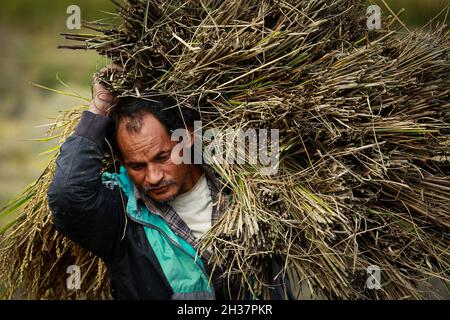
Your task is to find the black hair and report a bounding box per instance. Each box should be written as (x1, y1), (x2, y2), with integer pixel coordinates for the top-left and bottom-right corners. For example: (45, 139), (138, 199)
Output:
(107, 94), (200, 158)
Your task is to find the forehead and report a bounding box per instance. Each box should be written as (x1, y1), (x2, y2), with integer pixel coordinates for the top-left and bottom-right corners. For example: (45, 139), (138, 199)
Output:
(116, 113), (173, 159)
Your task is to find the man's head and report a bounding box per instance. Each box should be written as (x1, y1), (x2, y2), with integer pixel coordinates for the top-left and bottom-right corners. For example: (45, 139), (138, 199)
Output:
(109, 95), (200, 203)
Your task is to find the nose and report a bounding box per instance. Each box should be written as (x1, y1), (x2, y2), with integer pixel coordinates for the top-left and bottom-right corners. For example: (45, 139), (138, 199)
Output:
(144, 164), (163, 186)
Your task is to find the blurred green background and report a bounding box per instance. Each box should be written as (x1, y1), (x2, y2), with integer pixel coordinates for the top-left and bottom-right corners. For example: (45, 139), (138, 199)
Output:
(0, 0), (114, 229)
(0, 0), (449, 229)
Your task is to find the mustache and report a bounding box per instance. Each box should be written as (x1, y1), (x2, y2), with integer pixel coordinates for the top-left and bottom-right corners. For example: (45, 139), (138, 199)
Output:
(143, 180), (176, 192)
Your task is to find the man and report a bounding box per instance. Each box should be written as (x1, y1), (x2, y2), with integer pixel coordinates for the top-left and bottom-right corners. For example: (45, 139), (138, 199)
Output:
(48, 68), (294, 300)
(48, 67), (224, 299)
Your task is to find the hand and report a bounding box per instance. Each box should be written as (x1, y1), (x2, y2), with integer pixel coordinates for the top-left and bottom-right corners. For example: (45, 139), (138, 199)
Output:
(88, 64), (123, 116)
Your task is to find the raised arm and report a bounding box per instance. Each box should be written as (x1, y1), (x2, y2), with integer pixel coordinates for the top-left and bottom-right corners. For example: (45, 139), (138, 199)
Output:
(48, 68), (124, 263)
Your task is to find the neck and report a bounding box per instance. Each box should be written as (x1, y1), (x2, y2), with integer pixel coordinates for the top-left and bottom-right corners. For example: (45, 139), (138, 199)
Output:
(179, 164), (203, 195)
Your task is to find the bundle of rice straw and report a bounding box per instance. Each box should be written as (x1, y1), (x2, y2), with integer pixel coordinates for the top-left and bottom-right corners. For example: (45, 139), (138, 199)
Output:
(1, 0), (449, 299)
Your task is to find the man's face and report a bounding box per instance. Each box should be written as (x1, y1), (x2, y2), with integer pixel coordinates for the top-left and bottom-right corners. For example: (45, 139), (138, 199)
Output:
(116, 113), (190, 203)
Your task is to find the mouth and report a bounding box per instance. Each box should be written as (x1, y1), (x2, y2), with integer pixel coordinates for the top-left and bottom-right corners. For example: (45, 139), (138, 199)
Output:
(150, 185), (170, 194)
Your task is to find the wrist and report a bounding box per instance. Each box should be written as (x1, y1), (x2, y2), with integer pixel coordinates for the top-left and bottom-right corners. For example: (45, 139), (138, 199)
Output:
(75, 111), (112, 147)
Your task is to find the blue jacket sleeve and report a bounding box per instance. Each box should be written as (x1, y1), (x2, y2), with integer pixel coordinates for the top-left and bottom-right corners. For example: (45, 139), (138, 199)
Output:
(47, 111), (124, 264)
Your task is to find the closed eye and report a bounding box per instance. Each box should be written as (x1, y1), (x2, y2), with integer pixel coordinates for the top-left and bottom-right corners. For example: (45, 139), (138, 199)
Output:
(129, 163), (145, 170)
(155, 153), (170, 162)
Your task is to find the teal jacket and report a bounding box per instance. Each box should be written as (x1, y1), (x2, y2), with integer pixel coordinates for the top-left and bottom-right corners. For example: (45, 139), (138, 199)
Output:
(102, 166), (215, 299)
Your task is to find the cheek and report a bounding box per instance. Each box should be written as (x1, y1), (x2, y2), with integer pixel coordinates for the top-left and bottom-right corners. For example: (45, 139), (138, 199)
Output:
(163, 162), (188, 184)
(126, 170), (145, 187)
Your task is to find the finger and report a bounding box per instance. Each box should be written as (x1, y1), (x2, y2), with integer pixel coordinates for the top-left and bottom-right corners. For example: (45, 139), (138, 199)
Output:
(97, 92), (114, 103)
(93, 81), (108, 92)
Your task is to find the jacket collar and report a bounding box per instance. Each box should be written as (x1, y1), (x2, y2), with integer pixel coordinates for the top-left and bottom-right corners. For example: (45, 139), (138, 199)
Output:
(134, 164), (229, 221)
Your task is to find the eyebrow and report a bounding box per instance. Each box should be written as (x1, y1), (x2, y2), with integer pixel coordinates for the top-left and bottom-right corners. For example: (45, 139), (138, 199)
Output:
(124, 150), (170, 166)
